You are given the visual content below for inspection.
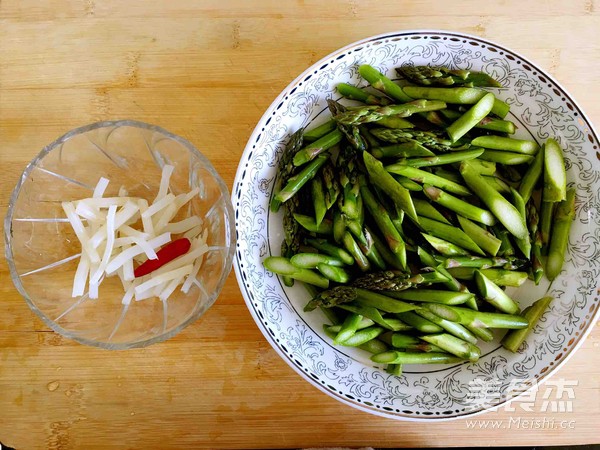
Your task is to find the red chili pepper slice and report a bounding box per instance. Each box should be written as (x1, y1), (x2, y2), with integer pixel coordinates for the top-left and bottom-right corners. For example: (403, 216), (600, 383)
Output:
(134, 238), (191, 278)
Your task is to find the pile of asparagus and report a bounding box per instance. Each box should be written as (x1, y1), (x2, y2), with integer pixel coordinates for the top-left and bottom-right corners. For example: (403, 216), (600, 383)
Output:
(264, 64), (575, 375)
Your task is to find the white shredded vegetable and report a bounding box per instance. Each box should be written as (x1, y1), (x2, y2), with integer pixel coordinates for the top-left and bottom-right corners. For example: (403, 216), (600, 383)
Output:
(135, 264), (194, 295)
(93, 177), (110, 198)
(106, 232), (171, 274)
(63, 165), (208, 304)
(154, 164), (174, 203)
(164, 216), (202, 234)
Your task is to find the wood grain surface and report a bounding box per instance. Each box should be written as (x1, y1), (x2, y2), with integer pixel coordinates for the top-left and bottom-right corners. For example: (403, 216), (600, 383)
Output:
(1, 1), (599, 448)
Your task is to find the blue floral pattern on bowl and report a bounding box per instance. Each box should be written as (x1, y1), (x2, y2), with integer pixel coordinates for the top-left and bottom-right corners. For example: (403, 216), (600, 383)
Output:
(232, 31), (600, 420)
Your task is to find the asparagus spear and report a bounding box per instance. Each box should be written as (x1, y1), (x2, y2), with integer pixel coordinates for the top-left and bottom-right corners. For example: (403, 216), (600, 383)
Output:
(471, 136), (540, 155)
(483, 175), (511, 194)
(361, 185), (407, 268)
(337, 82), (391, 105)
(415, 309), (478, 344)
(377, 116), (415, 129)
(372, 351), (463, 365)
(460, 163), (528, 240)
(405, 149), (484, 168)
(417, 247), (468, 294)
(264, 256), (329, 289)
(311, 177), (327, 226)
(421, 333), (481, 361)
(385, 333), (441, 352)
(370, 128), (454, 151)
(446, 92), (495, 142)
(342, 231), (370, 272)
(396, 66), (502, 87)
(334, 313), (363, 344)
(424, 304), (529, 329)
(456, 216), (502, 256)
(543, 138), (567, 202)
(442, 255), (527, 270)
(518, 148), (544, 203)
(303, 119), (336, 142)
(304, 286), (356, 311)
(292, 130), (342, 166)
(393, 175), (425, 192)
(365, 225), (405, 270)
(324, 325), (386, 348)
(510, 187), (531, 258)
(371, 142), (435, 159)
(354, 288), (418, 314)
(385, 289), (474, 305)
(387, 164), (471, 196)
(386, 364), (403, 376)
(359, 64), (413, 102)
(439, 108), (515, 133)
(476, 116), (516, 134)
(363, 151), (418, 222)
(419, 216), (485, 255)
(357, 228), (387, 270)
(474, 270), (521, 314)
(332, 209), (345, 244)
(321, 162), (341, 211)
(493, 224), (515, 257)
(271, 128), (305, 209)
(447, 267), (528, 287)
(546, 188), (576, 280)
(304, 239), (353, 266)
(334, 100), (447, 126)
(424, 184), (496, 226)
(326, 99), (367, 151)
(317, 263), (351, 283)
(339, 304), (412, 331)
(458, 158), (496, 176)
(396, 311), (444, 333)
(327, 317), (375, 332)
(421, 233), (470, 256)
(526, 202), (544, 284)
(293, 214), (332, 234)
(413, 198), (451, 224)
(432, 167), (463, 184)
(479, 151), (534, 165)
(290, 253), (345, 268)
(351, 270), (447, 291)
(402, 86), (509, 118)
(275, 153), (330, 204)
(502, 296), (553, 352)
(540, 200), (555, 252)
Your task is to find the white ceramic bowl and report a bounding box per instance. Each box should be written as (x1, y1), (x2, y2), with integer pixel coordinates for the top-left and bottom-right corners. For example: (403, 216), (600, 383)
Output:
(233, 31), (600, 420)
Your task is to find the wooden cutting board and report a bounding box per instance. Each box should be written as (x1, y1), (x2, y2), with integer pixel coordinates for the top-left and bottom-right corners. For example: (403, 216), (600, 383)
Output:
(1, 1), (599, 448)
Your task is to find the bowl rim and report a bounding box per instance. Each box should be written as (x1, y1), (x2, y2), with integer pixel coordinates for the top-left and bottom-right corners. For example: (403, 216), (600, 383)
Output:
(232, 29), (600, 420)
(5, 119), (236, 350)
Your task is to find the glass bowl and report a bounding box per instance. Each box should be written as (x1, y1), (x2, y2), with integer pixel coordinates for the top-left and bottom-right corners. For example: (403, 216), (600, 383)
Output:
(5, 120), (235, 349)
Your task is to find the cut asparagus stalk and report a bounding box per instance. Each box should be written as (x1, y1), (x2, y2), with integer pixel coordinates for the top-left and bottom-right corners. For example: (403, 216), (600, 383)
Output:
(421, 333), (481, 361)
(264, 256), (329, 289)
(471, 135), (540, 155)
(474, 270), (521, 314)
(424, 304), (529, 329)
(460, 163), (528, 240)
(371, 351), (463, 365)
(456, 216), (502, 256)
(546, 188), (576, 280)
(542, 138), (567, 202)
(502, 296), (553, 352)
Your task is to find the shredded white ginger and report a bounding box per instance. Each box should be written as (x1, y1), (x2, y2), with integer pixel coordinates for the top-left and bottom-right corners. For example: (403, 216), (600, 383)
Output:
(62, 165), (208, 304)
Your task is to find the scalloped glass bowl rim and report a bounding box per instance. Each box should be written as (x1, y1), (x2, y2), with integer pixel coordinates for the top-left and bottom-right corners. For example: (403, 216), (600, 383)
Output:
(5, 119), (236, 350)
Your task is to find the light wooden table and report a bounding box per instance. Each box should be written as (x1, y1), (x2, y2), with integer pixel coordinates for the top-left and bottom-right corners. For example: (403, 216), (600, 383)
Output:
(1, 1), (599, 448)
